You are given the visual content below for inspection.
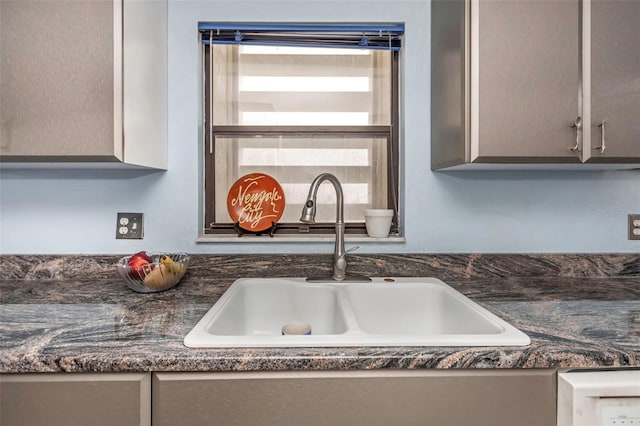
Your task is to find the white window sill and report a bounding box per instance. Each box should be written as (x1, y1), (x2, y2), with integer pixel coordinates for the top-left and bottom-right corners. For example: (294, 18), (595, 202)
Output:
(195, 235), (406, 243)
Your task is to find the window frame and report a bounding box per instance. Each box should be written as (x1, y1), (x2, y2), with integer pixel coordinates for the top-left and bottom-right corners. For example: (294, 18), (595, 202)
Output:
(202, 35), (400, 237)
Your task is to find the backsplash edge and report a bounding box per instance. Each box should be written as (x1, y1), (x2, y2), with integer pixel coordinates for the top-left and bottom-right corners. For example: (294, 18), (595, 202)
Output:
(0, 253), (638, 280)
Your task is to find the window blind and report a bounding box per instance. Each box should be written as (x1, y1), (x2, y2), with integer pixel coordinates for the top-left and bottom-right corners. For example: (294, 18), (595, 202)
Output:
(198, 23), (404, 51)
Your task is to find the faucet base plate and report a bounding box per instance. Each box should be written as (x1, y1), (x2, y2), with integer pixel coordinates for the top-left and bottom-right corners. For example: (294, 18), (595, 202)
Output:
(306, 275), (372, 283)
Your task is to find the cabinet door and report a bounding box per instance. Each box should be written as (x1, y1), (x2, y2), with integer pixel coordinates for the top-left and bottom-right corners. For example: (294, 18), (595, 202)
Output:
(587, 0), (640, 162)
(0, 0), (119, 160)
(153, 370), (556, 426)
(0, 373), (151, 426)
(474, 0), (582, 162)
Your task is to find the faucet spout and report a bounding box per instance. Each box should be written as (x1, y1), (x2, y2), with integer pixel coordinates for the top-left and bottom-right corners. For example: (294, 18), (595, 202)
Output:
(300, 173), (370, 283)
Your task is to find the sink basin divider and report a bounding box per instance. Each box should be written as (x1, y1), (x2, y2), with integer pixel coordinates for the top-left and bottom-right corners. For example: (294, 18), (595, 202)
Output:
(335, 287), (365, 335)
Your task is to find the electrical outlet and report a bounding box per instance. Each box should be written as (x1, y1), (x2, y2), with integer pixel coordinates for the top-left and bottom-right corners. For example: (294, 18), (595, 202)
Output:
(629, 214), (640, 240)
(116, 212), (144, 239)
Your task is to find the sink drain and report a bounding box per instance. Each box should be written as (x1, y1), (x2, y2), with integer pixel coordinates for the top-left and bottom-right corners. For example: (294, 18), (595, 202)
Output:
(282, 322), (312, 335)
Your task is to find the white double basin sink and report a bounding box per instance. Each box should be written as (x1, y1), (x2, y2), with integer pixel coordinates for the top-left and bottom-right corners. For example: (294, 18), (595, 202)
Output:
(184, 277), (530, 348)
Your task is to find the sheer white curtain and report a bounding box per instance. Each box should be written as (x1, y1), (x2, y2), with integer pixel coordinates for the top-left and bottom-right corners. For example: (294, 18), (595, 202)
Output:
(211, 45), (392, 224)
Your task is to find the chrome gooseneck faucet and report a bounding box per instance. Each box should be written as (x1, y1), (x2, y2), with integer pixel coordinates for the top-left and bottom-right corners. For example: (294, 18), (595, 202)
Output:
(300, 173), (370, 283)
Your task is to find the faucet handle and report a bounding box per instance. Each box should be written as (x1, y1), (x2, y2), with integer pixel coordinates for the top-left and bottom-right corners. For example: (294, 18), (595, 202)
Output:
(345, 246), (360, 254)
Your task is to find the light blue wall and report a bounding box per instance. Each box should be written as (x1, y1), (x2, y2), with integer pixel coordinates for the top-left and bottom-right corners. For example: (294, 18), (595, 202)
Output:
(1, 0), (639, 255)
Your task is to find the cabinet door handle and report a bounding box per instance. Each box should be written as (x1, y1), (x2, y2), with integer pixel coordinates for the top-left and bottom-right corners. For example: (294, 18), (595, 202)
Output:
(594, 119), (606, 154)
(569, 116), (582, 151)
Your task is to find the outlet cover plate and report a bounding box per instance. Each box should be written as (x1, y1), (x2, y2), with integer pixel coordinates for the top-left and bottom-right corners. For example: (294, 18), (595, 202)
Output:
(629, 214), (640, 241)
(116, 212), (144, 239)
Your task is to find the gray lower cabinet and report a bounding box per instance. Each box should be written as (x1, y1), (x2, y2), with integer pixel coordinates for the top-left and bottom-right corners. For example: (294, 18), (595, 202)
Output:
(152, 370), (557, 426)
(0, 373), (151, 426)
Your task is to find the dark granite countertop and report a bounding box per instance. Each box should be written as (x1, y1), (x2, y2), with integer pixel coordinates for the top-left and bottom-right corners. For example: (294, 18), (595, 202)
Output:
(1, 254), (639, 373)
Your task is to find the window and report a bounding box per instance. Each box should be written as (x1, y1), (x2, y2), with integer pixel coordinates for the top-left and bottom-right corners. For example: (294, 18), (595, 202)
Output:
(201, 24), (403, 236)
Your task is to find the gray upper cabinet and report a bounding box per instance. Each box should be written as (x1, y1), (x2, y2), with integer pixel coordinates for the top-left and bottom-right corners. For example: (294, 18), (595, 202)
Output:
(431, 0), (640, 170)
(476, 0), (581, 163)
(0, 0), (167, 169)
(586, 0), (640, 162)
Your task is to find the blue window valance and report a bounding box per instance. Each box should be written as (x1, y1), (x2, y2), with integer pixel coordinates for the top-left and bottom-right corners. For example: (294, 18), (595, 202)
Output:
(198, 23), (404, 51)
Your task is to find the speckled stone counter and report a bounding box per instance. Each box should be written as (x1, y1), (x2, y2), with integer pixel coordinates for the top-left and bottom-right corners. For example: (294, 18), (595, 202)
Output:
(1, 254), (639, 373)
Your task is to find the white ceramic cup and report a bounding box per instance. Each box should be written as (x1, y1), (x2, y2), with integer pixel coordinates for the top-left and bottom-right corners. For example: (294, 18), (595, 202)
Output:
(364, 209), (393, 238)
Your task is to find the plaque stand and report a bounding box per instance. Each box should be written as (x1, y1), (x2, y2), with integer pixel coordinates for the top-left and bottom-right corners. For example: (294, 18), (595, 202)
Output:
(233, 221), (278, 237)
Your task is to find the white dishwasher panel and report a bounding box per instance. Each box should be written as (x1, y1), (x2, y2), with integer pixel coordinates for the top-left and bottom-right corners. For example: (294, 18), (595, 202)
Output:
(558, 370), (640, 426)
(600, 400), (640, 425)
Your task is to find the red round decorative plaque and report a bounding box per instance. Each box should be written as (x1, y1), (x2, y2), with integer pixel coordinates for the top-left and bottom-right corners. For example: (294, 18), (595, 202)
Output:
(227, 173), (286, 232)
